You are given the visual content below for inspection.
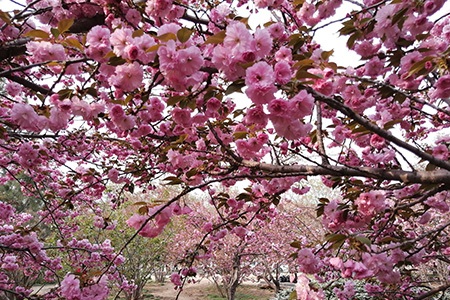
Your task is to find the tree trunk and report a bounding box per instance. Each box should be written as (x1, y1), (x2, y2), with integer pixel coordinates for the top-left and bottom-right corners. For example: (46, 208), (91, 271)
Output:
(226, 281), (239, 300)
(226, 254), (241, 300)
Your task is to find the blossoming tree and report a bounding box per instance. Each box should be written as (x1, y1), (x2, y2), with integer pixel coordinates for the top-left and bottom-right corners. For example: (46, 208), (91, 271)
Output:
(1, 0), (450, 298)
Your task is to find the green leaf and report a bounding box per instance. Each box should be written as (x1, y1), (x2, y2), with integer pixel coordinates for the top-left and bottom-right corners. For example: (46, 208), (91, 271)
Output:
(293, 58), (314, 70)
(233, 131), (247, 140)
(0, 10), (11, 24)
(24, 29), (50, 39)
(293, 0), (305, 7)
(171, 134), (188, 144)
(58, 88), (73, 99)
(355, 236), (371, 246)
(383, 119), (401, 130)
(185, 168), (198, 178)
(346, 31), (362, 49)
(108, 56), (126, 66)
(321, 50), (334, 61)
(391, 8), (408, 26)
(325, 233), (347, 243)
(339, 21), (356, 36)
(146, 44), (162, 52)
(407, 56), (434, 78)
(51, 28), (60, 38)
(177, 28), (193, 43)
(132, 29), (144, 38)
(167, 95), (185, 106)
(157, 32), (177, 42)
(163, 176), (183, 185)
(289, 291), (297, 300)
(58, 18), (74, 34)
(225, 80), (245, 95)
(295, 70), (322, 80)
(204, 30), (226, 45)
(64, 37), (84, 50)
(290, 241), (302, 249)
(138, 205), (148, 215)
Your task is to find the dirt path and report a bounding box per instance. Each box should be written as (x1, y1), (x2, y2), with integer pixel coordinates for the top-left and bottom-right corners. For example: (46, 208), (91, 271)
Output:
(145, 278), (275, 300)
(145, 278), (213, 300)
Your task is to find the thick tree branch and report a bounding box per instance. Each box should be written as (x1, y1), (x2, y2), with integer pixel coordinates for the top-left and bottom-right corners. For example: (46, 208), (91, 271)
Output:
(1, 71), (52, 95)
(302, 85), (450, 172)
(315, 102), (330, 165)
(242, 160), (450, 184)
(0, 38), (30, 61)
(414, 283), (450, 300)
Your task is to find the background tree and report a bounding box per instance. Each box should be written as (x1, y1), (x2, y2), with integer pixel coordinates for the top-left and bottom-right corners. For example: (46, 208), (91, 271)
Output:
(61, 185), (181, 300)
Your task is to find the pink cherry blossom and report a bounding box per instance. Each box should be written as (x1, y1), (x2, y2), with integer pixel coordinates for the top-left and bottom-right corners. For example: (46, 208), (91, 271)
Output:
(224, 22), (253, 56)
(109, 62), (144, 92)
(10, 103), (47, 132)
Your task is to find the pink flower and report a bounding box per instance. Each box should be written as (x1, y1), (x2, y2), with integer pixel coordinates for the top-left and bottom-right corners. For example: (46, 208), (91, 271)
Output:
(342, 260), (372, 279)
(48, 107), (69, 132)
(353, 40), (381, 58)
(10, 103), (47, 132)
(60, 274), (81, 300)
(245, 61), (275, 87)
(86, 26), (111, 48)
(134, 34), (157, 64)
(80, 277), (109, 300)
(0, 202), (14, 220)
(244, 61), (277, 105)
(124, 44), (139, 60)
(268, 98), (289, 116)
(329, 257), (343, 270)
(5, 81), (22, 97)
(110, 27), (133, 57)
(251, 28), (272, 59)
(158, 40), (178, 71)
(232, 226), (247, 238)
(125, 9), (141, 26)
(224, 22), (253, 55)
(430, 75), (450, 100)
(114, 115), (136, 131)
(275, 46), (292, 62)
(271, 116), (312, 140)
(202, 222), (213, 232)
(268, 22), (286, 40)
(370, 134), (386, 149)
(425, 192), (449, 213)
(27, 41), (66, 62)
(146, 0), (173, 18)
(126, 214), (147, 230)
(177, 46), (204, 75)
(274, 61), (292, 84)
(289, 90), (315, 118)
(245, 105), (268, 128)
(109, 62), (143, 92)
(109, 105), (125, 119)
(433, 144), (449, 160)
(355, 191), (387, 216)
(245, 85), (277, 105)
(170, 273), (182, 286)
(172, 107), (192, 127)
(297, 248), (322, 274)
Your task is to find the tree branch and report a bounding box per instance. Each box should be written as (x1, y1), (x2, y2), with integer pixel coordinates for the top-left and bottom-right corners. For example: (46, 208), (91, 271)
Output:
(242, 160), (450, 184)
(1, 71), (52, 95)
(302, 85), (450, 172)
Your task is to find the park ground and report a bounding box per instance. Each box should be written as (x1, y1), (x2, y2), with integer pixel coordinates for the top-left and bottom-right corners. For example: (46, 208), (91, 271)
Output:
(144, 278), (276, 300)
